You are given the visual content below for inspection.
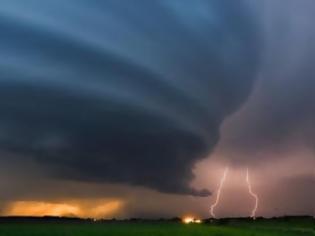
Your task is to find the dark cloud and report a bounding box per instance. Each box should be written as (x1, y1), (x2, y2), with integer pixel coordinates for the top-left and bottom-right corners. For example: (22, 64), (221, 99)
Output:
(0, 0), (260, 195)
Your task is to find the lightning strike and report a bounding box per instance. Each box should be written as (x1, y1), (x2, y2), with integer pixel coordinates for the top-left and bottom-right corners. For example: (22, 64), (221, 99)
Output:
(210, 167), (229, 218)
(246, 168), (259, 219)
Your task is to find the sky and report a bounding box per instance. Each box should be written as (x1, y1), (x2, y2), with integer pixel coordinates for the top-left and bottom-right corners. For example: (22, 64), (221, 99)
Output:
(0, 0), (314, 219)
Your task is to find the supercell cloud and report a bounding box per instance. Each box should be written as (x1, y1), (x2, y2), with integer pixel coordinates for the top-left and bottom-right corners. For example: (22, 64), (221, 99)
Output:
(0, 0), (260, 196)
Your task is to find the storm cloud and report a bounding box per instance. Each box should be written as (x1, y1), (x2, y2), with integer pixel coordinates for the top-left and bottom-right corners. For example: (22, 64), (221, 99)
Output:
(0, 0), (261, 196)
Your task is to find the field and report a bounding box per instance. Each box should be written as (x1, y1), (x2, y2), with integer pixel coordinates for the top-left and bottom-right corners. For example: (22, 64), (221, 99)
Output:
(0, 217), (314, 236)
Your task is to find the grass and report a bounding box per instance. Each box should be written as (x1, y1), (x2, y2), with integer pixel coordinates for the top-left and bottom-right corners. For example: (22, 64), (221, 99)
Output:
(0, 219), (314, 236)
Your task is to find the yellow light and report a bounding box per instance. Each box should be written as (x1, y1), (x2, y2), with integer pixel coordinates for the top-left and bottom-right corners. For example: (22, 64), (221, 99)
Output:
(182, 216), (202, 224)
(195, 219), (202, 223)
(183, 217), (194, 224)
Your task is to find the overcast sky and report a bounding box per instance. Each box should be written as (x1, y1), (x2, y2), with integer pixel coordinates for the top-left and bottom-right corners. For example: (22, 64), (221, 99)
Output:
(0, 0), (314, 219)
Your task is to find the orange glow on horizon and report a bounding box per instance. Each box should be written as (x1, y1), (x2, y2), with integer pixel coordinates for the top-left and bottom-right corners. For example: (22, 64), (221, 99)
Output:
(3, 199), (124, 219)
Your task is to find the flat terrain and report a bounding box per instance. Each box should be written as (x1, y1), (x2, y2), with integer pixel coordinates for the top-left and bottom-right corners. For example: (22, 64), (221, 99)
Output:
(0, 218), (314, 236)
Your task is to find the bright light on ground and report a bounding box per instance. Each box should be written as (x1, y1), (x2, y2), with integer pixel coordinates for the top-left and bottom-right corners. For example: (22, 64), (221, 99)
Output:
(182, 216), (202, 224)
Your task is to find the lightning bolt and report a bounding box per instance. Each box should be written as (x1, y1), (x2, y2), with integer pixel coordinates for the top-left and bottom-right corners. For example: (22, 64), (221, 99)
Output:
(210, 167), (229, 218)
(246, 168), (258, 219)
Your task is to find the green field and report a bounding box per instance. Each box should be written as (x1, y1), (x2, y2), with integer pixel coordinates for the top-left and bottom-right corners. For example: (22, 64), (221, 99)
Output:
(0, 219), (314, 236)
